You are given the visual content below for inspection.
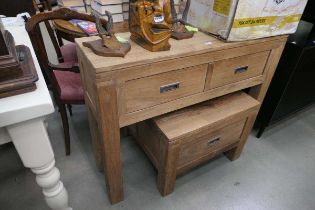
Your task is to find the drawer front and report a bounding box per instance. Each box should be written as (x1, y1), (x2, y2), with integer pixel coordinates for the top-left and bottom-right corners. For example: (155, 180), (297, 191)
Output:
(124, 64), (208, 113)
(178, 119), (246, 167)
(206, 51), (270, 90)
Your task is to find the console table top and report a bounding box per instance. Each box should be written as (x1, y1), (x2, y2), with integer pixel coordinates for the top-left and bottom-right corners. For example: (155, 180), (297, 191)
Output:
(76, 32), (287, 73)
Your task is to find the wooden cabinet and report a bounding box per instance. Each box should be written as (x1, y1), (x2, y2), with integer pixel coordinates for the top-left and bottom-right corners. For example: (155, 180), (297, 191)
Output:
(255, 21), (315, 137)
(130, 92), (260, 196)
(76, 32), (287, 204)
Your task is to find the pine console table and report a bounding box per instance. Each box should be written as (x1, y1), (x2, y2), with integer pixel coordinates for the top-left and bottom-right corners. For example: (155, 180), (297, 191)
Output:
(76, 32), (287, 204)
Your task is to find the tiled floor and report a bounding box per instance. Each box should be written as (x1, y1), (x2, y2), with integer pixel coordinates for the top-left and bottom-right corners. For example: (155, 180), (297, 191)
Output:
(1, 104), (315, 210)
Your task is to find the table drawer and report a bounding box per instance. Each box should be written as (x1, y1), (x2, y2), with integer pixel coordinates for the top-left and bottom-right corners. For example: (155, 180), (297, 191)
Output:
(124, 64), (208, 113)
(206, 51), (270, 89)
(178, 119), (246, 167)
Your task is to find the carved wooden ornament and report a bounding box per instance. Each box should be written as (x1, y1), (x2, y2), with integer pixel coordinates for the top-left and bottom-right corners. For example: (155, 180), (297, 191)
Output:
(129, 0), (172, 52)
(83, 11), (131, 57)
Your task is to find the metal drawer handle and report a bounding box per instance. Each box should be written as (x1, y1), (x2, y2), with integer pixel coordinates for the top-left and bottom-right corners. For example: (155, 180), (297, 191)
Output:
(207, 137), (221, 146)
(234, 66), (248, 74)
(160, 82), (180, 93)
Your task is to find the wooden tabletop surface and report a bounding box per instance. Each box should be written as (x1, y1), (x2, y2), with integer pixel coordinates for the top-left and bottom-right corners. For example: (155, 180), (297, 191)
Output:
(76, 31), (287, 73)
(53, 19), (129, 37)
(53, 19), (86, 36)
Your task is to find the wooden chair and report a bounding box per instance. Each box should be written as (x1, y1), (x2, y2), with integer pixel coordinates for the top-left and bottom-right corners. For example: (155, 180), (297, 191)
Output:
(25, 8), (107, 155)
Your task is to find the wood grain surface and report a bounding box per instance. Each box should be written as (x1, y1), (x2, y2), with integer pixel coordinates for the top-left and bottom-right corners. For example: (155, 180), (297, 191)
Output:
(124, 64), (207, 113)
(133, 92), (260, 196)
(76, 32), (287, 73)
(76, 29), (288, 203)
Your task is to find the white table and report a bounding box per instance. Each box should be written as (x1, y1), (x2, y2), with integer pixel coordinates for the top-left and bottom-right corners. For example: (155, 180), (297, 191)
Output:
(0, 18), (72, 210)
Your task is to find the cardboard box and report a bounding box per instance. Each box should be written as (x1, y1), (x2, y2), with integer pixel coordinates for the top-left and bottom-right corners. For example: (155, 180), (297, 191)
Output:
(186, 0), (308, 41)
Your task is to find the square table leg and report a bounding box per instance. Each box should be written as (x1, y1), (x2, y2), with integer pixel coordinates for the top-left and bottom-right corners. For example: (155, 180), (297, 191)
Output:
(96, 81), (124, 204)
(225, 44), (286, 161)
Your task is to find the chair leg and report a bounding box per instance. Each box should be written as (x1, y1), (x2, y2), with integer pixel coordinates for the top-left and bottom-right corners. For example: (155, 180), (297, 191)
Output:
(56, 32), (64, 47)
(67, 104), (73, 116)
(256, 124), (267, 138)
(59, 104), (70, 155)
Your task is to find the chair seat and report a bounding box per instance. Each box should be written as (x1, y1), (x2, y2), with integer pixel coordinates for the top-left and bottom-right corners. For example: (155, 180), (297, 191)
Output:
(53, 70), (84, 102)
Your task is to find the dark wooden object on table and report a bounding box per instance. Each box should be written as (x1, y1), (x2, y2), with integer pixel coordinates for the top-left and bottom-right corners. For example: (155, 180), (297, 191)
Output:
(82, 12), (131, 57)
(0, 45), (38, 98)
(0, 29), (21, 79)
(171, 24), (194, 40)
(169, 0), (194, 40)
(0, 21), (9, 56)
(83, 39), (131, 57)
(0, 23), (38, 98)
(25, 8), (109, 155)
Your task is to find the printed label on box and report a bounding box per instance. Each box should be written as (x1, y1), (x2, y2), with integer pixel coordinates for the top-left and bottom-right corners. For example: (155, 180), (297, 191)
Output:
(213, 0), (232, 16)
(232, 14), (302, 29)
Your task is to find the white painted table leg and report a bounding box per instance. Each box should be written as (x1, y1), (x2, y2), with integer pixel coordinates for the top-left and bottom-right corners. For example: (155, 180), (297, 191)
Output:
(7, 118), (72, 210)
